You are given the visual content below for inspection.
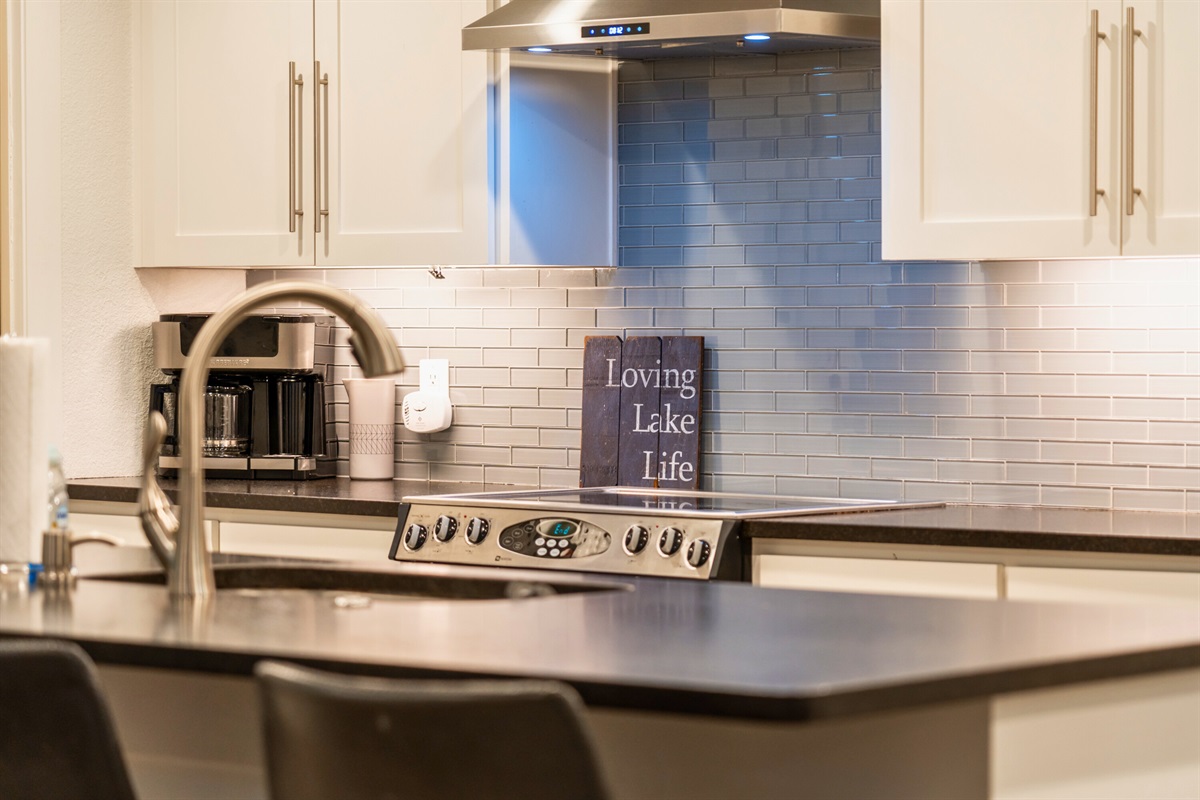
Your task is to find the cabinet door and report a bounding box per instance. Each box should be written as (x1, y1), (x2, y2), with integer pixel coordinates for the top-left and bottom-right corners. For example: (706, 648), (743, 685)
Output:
(140, 0), (315, 267)
(1121, 0), (1200, 256)
(883, 0), (1121, 260)
(313, 0), (490, 266)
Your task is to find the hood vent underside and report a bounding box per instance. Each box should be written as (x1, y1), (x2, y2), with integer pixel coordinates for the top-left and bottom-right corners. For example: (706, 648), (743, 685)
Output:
(463, 0), (880, 60)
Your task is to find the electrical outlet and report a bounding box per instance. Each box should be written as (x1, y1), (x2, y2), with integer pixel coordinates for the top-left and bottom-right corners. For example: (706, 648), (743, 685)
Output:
(419, 359), (450, 396)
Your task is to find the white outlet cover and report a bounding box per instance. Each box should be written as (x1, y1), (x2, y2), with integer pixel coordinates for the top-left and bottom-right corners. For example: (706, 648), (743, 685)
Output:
(419, 359), (450, 396)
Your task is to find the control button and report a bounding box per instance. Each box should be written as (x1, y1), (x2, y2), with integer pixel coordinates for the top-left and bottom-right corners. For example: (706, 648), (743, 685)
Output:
(511, 541), (525, 551)
(686, 539), (712, 569)
(537, 547), (548, 556)
(403, 523), (428, 552)
(658, 527), (684, 557)
(623, 525), (649, 555)
(465, 518), (490, 545)
(535, 537), (546, 546)
(433, 515), (458, 542)
(549, 550), (561, 558)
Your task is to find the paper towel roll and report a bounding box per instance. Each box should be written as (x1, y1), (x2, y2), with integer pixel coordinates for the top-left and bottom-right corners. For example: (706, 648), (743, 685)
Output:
(0, 336), (50, 565)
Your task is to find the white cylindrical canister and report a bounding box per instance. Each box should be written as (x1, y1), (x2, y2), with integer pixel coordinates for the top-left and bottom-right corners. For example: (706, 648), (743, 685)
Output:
(342, 378), (396, 480)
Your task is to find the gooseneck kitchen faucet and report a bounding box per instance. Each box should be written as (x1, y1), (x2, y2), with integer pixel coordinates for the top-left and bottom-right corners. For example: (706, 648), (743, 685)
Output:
(138, 281), (405, 598)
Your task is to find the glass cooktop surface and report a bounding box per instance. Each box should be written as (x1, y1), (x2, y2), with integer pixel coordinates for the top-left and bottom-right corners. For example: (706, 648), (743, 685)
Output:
(405, 487), (943, 520)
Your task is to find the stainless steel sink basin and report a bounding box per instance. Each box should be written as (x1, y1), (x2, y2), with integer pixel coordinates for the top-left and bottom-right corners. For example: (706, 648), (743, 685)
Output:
(83, 564), (627, 601)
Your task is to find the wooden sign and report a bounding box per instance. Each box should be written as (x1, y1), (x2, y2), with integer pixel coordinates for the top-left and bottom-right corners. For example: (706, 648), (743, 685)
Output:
(580, 335), (703, 490)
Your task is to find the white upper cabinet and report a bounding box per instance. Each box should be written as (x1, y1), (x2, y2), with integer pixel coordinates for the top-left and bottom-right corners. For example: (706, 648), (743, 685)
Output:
(138, 0), (490, 268)
(882, 0), (1200, 261)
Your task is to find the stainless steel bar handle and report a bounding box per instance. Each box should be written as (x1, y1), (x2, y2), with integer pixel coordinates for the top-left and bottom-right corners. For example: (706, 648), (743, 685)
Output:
(295, 67), (305, 228)
(289, 62), (296, 233)
(289, 62), (305, 233)
(1089, 10), (1107, 217)
(1124, 6), (1143, 216)
(315, 62), (330, 233)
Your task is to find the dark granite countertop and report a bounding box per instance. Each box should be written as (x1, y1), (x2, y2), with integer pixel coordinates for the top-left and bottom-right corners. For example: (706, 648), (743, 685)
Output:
(0, 547), (1197, 722)
(71, 478), (1200, 558)
(743, 505), (1200, 558)
(69, 477), (489, 518)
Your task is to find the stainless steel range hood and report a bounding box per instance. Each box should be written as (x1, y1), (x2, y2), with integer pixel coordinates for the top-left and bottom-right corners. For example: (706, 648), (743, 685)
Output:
(463, 0), (880, 59)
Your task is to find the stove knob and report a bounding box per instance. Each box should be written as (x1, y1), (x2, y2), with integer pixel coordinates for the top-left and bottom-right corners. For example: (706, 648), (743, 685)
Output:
(465, 517), (490, 545)
(658, 527), (684, 557)
(686, 539), (712, 569)
(433, 515), (458, 542)
(403, 523), (428, 552)
(623, 525), (649, 555)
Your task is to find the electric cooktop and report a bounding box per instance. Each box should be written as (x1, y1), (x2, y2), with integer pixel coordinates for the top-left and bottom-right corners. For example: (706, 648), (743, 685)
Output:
(390, 488), (943, 581)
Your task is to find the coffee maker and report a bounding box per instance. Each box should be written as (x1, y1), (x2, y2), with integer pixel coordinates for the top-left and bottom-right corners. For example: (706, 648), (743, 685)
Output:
(149, 314), (337, 479)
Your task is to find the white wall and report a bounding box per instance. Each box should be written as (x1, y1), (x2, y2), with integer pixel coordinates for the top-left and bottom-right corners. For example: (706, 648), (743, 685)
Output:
(19, 0), (245, 479)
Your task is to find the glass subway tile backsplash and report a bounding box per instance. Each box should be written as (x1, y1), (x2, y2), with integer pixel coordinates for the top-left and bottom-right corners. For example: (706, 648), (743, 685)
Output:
(250, 47), (1200, 512)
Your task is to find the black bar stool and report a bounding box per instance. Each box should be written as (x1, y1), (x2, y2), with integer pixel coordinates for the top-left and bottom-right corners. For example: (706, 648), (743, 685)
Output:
(255, 660), (612, 800)
(0, 639), (137, 800)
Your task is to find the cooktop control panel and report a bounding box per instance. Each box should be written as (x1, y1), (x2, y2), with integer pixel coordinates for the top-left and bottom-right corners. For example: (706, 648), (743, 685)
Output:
(390, 503), (741, 580)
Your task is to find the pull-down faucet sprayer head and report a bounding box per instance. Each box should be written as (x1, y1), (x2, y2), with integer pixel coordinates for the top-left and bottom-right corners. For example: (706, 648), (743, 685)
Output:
(139, 280), (405, 599)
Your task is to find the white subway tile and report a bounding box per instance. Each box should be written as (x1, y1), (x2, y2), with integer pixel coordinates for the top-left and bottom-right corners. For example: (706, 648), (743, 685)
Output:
(1041, 485), (1113, 508)
(484, 466), (541, 485)
(483, 349), (538, 368)
(937, 416), (1005, 437)
(482, 268), (539, 287)
(483, 427), (540, 446)
(1076, 374), (1147, 396)
(1112, 352), (1190, 374)
(457, 328), (511, 347)
(1113, 397), (1187, 419)
(838, 479), (906, 500)
(1077, 419), (1148, 441)
(512, 288), (569, 308)
(1148, 466), (1200, 489)
(456, 288), (512, 307)
(776, 434), (839, 455)
(567, 287), (625, 308)
(1148, 420), (1200, 442)
(1005, 329), (1075, 351)
(1112, 488), (1187, 512)
(904, 481), (972, 502)
(873, 457), (936, 479)
(939, 459), (1006, 482)
(1007, 462), (1076, 483)
(1041, 396), (1112, 418)
(534, 268), (597, 288)
(972, 483), (1041, 505)
(511, 368), (567, 388)
(972, 438), (1041, 460)
(511, 328), (567, 348)
(512, 448), (569, 468)
(1077, 464), (1148, 486)
(1041, 440), (1113, 462)
(483, 387), (539, 406)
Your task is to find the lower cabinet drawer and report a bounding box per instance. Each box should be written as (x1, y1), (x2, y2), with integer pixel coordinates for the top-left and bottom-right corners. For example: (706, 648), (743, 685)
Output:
(217, 521), (394, 562)
(754, 554), (1001, 600)
(1005, 565), (1200, 606)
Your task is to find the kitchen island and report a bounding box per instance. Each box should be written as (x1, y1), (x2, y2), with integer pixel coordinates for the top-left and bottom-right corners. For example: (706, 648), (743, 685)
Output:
(2, 544), (1198, 799)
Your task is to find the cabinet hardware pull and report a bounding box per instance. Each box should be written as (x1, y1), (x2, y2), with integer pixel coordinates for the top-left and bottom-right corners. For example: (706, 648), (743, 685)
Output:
(1124, 7), (1143, 216)
(315, 62), (330, 233)
(289, 62), (305, 233)
(1089, 10), (1107, 217)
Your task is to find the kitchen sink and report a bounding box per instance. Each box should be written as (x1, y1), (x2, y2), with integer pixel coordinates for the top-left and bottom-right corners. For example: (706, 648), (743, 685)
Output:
(82, 564), (628, 601)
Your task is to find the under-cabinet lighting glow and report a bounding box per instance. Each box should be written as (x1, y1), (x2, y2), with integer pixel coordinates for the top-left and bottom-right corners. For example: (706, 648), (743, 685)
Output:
(744, 34), (771, 41)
